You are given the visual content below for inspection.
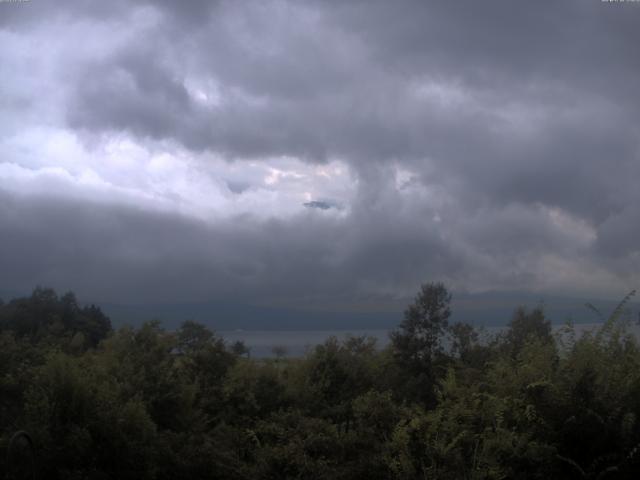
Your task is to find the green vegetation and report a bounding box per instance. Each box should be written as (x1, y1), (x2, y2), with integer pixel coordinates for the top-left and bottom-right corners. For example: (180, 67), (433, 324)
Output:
(1, 285), (640, 479)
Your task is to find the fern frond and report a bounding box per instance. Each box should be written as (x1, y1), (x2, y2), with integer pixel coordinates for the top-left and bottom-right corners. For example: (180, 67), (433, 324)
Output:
(594, 290), (636, 344)
(555, 454), (586, 478)
(585, 302), (604, 322)
(607, 289), (636, 324)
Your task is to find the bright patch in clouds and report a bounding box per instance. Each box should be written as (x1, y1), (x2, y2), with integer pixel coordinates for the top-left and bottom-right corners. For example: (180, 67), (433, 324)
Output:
(0, 128), (355, 221)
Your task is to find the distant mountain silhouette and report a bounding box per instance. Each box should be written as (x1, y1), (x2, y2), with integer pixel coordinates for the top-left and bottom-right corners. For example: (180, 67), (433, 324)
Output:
(97, 291), (639, 331)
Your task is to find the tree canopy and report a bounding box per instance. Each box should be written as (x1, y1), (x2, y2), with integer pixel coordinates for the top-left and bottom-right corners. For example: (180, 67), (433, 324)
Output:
(1, 286), (639, 479)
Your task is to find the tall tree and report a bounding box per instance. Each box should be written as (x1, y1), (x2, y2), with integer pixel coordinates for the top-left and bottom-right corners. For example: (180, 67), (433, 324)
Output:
(390, 282), (452, 406)
(504, 306), (552, 357)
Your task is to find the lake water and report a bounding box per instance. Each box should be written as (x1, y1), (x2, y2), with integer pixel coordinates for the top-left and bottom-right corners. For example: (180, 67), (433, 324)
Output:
(219, 323), (640, 358)
(219, 329), (391, 357)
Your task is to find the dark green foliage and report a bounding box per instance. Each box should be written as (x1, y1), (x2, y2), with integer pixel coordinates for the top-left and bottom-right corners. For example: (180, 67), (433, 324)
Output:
(0, 287), (111, 350)
(503, 305), (553, 357)
(1, 286), (640, 479)
(230, 340), (250, 358)
(391, 282), (452, 363)
(390, 282), (452, 406)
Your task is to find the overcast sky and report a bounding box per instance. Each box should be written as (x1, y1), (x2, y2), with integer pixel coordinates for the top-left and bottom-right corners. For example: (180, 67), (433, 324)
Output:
(1, 0), (639, 309)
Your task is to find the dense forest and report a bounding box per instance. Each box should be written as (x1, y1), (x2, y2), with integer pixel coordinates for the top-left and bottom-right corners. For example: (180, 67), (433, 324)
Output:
(1, 285), (640, 479)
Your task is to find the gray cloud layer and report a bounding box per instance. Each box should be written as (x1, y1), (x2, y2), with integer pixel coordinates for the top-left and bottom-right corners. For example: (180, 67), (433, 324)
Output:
(1, 0), (639, 307)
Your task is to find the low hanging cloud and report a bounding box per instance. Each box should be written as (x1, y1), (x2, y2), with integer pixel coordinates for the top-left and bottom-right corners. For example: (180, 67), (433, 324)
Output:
(1, 0), (639, 308)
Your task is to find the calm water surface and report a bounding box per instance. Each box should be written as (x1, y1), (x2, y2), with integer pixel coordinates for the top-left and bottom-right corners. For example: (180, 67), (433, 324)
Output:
(220, 323), (640, 358)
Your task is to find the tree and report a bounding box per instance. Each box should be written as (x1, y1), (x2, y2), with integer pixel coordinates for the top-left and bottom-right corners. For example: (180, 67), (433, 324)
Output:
(391, 283), (452, 362)
(271, 345), (288, 360)
(503, 306), (553, 357)
(231, 340), (250, 358)
(390, 282), (452, 406)
(177, 320), (214, 353)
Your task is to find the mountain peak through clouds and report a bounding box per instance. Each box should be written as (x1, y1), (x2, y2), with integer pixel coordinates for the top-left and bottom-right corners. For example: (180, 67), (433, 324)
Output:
(303, 200), (339, 210)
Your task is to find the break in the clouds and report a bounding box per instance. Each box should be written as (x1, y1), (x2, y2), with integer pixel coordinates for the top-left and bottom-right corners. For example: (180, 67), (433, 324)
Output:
(1, 0), (639, 307)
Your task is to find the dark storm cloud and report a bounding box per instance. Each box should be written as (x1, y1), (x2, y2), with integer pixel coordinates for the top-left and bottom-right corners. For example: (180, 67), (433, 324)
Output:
(1, 0), (639, 304)
(61, 0), (640, 200)
(68, 50), (202, 146)
(0, 188), (460, 304)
